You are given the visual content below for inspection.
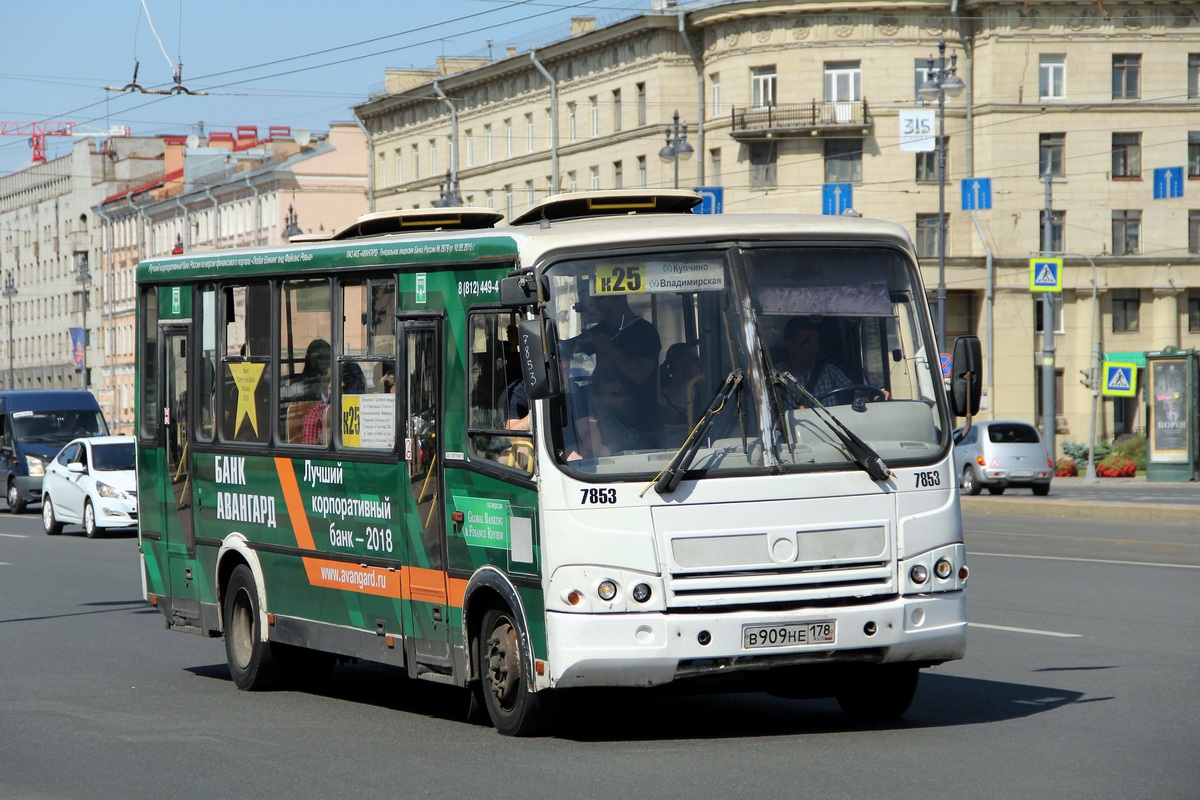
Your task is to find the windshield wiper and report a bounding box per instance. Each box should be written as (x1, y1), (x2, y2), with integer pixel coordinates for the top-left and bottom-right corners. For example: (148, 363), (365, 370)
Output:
(772, 370), (892, 482)
(646, 370), (744, 496)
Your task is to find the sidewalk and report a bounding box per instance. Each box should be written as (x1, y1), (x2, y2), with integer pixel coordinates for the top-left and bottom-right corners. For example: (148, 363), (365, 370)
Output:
(960, 474), (1199, 525)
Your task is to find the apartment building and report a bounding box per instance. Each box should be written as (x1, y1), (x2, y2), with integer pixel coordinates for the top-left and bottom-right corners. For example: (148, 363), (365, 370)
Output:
(93, 123), (368, 433)
(353, 0), (1200, 453)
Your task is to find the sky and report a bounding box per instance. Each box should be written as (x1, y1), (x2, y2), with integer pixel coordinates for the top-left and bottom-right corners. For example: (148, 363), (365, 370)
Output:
(0, 0), (656, 177)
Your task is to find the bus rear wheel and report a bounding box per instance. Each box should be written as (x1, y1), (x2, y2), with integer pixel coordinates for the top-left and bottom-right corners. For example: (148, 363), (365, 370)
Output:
(835, 664), (920, 722)
(223, 564), (280, 691)
(480, 607), (545, 736)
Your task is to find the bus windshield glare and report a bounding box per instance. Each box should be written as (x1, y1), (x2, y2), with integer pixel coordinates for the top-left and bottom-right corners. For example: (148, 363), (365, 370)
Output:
(543, 244), (945, 478)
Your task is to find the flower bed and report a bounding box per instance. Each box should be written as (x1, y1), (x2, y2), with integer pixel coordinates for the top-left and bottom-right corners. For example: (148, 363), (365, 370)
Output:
(1055, 458), (1078, 478)
(1096, 454), (1136, 478)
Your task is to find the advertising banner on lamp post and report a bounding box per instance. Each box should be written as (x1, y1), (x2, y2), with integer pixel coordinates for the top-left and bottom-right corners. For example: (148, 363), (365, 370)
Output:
(69, 327), (85, 371)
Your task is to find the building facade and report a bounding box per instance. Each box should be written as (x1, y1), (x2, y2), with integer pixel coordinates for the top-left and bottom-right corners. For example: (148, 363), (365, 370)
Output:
(93, 123), (368, 433)
(354, 0), (1200, 454)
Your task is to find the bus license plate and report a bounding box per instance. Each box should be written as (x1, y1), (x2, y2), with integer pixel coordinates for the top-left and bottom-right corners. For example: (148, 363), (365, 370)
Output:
(742, 621), (836, 650)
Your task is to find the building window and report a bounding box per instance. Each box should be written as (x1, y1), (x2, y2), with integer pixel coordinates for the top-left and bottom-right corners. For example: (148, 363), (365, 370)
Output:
(1190, 54), (1200, 99)
(914, 58), (944, 102)
(505, 185), (513, 219)
(1188, 132), (1200, 179)
(394, 148), (403, 183)
(590, 96), (599, 136)
(567, 170), (577, 192)
(612, 88), (622, 132)
(749, 142), (777, 188)
(485, 124), (493, 162)
(916, 137), (947, 183)
(525, 113), (534, 152)
(525, 180), (535, 207)
(545, 110), (552, 150)
(377, 152), (387, 187)
(824, 139), (863, 183)
(590, 165), (600, 190)
(1189, 209), (1200, 253)
(504, 118), (513, 157)
(637, 156), (647, 189)
(710, 148), (721, 185)
(1033, 295), (1066, 336)
(568, 103), (577, 143)
(1112, 133), (1141, 179)
(485, 189), (494, 209)
(1039, 55), (1066, 99)
(1188, 289), (1200, 332)
(412, 143), (420, 180)
(1039, 210), (1066, 253)
(751, 66), (776, 109)
(429, 139), (438, 175)
(915, 214), (940, 258)
(465, 130), (474, 167)
(636, 82), (647, 126)
(613, 160), (623, 190)
(824, 61), (861, 103)
(709, 73), (720, 117)
(1112, 210), (1141, 255)
(1112, 54), (1140, 99)
(1112, 290), (1140, 333)
(1039, 132), (1065, 178)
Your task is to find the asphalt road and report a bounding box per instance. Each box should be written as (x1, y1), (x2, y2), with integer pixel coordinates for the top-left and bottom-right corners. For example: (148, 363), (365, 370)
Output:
(1, 498), (1198, 799)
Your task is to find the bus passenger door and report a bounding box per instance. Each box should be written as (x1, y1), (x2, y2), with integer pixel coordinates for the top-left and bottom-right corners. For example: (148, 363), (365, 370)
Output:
(159, 325), (200, 623)
(400, 317), (452, 676)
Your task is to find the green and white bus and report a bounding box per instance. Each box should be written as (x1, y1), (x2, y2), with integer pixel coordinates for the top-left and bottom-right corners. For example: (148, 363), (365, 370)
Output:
(136, 190), (981, 735)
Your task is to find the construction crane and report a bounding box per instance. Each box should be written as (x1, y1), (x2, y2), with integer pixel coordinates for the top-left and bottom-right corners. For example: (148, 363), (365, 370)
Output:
(0, 121), (77, 164)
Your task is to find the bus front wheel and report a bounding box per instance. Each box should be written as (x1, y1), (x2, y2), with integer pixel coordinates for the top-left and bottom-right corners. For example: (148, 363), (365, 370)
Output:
(223, 564), (280, 691)
(835, 664), (920, 722)
(480, 607), (545, 736)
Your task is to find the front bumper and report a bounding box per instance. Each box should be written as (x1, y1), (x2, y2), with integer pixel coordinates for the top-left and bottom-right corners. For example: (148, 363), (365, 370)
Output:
(94, 497), (138, 528)
(544, 591), (966, 689)
(14, 475), (42, 504)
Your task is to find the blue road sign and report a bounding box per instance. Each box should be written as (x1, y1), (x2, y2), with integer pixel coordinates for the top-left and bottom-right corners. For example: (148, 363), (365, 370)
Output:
(1102, 362), (1137, 397)
(1153, 167), (1184, 200)
(961, 177), (992, 210)
(693, 186), (724, 214)
(939, 353), (953, 379)
(822, 183), (853, 215)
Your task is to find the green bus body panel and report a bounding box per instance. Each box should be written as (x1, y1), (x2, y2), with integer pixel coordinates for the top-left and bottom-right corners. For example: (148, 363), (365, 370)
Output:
(138, 236), (519, 284)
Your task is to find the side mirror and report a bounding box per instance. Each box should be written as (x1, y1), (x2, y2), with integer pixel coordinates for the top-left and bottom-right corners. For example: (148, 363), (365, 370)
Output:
(950, 335), (983, 418)
(500, 273), (541, 308)
(517, 317), (561, 400)
(67, 461), (86, 474)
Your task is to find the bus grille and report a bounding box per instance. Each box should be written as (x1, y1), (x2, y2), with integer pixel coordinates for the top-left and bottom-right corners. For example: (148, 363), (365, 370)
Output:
(664, 525), (896, 608)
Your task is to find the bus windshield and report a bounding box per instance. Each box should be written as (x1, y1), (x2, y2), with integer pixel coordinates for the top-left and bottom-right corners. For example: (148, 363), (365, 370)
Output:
(543, 243), (945, 480)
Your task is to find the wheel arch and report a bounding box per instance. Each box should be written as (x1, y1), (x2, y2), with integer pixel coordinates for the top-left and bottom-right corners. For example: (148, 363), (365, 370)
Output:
(462, 566), (535, 686)
(216, 533), (267, 640)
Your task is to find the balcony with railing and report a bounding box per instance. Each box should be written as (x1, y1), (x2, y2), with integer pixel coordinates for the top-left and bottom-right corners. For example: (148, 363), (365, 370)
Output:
(730, 100), (873, 140)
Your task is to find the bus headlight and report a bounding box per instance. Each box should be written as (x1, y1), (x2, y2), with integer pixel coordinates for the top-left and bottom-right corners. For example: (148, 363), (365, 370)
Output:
(934, 558), (954, 580)
(910, 564), (929, 585)
(597, 580), (618, 601)
(631, 583), (652, 604)
(26, 455), (44, 477)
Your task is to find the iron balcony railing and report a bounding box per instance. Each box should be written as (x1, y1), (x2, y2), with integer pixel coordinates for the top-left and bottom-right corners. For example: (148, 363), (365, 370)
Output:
(730, 100), (873, 139)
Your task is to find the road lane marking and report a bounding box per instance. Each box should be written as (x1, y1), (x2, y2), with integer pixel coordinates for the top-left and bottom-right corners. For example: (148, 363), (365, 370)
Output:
(971, 551), (1200, 570)
(0, 533), (28, 538)
(968, 622), (1081, 638)
(966, 529), (1200, 550)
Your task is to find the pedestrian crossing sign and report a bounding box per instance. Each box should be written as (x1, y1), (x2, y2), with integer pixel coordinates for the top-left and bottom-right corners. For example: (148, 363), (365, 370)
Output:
(1029, 257), (1063, 292)
(1102, 361), (1137, 397)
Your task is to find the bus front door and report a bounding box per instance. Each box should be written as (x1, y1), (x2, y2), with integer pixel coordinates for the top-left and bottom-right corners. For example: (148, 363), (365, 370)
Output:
(158, 325), (200, 626)
(400, 318), (452, 677)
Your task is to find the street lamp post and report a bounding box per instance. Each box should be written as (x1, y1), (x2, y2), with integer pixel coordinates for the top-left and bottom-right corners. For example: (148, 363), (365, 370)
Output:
(76, 252), (90, 389)
(658, 110), (694, 189)
(920, 37), (965, 354)
(3, 271), (16, 389)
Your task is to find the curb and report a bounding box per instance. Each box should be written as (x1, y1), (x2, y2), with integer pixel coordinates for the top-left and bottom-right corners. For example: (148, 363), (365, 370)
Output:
(960, 496), (1196, 525)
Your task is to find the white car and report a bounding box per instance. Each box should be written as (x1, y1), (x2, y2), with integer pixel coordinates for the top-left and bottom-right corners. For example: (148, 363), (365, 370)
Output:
(42, 435), (137, 537)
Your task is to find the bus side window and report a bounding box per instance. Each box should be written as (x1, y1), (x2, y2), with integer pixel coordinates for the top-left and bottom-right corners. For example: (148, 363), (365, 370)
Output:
(337, 276), (396, 450)
(466, 310), (531, 472)
(219, 283), (272, 445)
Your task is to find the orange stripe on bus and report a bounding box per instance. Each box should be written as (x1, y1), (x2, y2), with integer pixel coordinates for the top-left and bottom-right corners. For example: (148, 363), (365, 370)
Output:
(273, 457), (467, 606)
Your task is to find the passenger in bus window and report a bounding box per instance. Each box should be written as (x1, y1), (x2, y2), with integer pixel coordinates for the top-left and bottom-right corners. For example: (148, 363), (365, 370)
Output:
(780, 315), (887, 407)
(301, 367), (332, 445)
(571, 293), (662, 450)
(284, 339), (332, 402)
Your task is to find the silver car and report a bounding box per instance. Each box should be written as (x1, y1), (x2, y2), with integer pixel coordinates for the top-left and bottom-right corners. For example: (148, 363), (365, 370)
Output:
(953, 421), (1053, 496)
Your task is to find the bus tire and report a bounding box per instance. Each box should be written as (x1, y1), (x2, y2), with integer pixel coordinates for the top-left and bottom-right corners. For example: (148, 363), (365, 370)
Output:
(7, 480), (26, 514)
(42, 496), (63, 535)
(480, 606), (545, 736)
(223, 564), (280, 691)
(835, 664), (920, 722)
